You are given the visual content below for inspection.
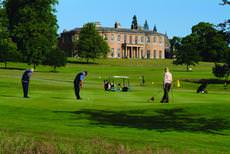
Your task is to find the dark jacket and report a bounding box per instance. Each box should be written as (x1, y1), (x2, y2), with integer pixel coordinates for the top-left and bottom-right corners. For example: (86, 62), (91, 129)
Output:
(22, 70), (32, 82)
(74, 72), (84, 85)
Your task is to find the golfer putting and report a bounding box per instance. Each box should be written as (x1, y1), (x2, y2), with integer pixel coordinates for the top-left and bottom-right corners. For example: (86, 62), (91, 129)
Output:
(74, 71), (88, 100)
(161, 67), (173, 103)
(21, 68), (34, 98)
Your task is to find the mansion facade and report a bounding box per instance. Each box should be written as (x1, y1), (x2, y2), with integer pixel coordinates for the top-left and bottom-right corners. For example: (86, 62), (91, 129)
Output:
(59, 22), (170, 59)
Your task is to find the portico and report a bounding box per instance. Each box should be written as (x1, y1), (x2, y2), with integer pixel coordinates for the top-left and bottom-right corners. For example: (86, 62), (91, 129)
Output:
(122, 43), (144, 59)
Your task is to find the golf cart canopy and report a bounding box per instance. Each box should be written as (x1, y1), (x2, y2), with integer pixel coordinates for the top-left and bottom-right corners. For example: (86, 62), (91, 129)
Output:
(112, 76), (129, 79)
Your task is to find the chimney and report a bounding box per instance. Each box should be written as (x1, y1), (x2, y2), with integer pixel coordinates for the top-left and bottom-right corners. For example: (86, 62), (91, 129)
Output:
(95, 21), (101, 27)
(114, 22), (121, 29)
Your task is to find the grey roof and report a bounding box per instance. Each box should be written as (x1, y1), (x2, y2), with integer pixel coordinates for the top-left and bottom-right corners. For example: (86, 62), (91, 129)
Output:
(66, 27), (167, 37)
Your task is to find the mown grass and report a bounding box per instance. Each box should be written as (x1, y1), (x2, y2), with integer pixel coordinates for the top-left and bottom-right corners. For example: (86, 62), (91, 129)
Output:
(0, 59), (229, 154)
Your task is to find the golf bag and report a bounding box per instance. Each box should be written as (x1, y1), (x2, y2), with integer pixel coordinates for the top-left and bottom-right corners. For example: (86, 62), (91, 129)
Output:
(197, 82), (208, 94)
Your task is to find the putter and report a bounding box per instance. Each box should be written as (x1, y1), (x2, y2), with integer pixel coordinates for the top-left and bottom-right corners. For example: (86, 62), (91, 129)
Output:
(17, 78), (21, 97)
(17, 73), (21, 97)
(171, 84), (174, 103)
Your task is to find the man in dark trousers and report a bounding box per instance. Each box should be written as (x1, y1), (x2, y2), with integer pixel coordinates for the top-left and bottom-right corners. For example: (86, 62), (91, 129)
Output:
(21, 68), (34, 98)
(161, 67), (173, 103)
(74, 71), (88, 100)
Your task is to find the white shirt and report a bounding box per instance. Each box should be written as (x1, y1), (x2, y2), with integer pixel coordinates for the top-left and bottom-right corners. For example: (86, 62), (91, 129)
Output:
(164, 71), (172, 85)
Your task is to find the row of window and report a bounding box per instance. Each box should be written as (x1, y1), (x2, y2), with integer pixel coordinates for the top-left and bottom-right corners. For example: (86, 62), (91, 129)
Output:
(110, 48), (163, 59)
(111, 48), (121, 58)
(104, 34), (163, 44)
(147, 50), (163, 59)
(71, 33), (164, 45)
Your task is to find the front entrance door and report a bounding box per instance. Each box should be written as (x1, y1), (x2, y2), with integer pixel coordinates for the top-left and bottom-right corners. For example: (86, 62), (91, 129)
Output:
(147, 50), (150, 59)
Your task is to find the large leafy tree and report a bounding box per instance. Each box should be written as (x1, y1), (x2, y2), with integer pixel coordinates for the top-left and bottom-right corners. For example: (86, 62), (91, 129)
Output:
(210, 1), (230, 87)
(0, 1), (17, 68)
(77, 23), (110, 63)
(3, 0), (58, 69)
(173, 34), (200, 71)
(131, 15), (138, 30)
(192, 22), (229, 62)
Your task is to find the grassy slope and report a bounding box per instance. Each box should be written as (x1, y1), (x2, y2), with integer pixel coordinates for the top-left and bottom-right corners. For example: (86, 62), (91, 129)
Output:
(0, 59), (229, 153)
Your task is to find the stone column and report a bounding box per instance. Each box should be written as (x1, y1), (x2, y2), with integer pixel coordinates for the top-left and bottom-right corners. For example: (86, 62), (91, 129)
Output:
(125, 46), (128, 58)
(138, 47), (140, 59)
(129, 46), (133, 58)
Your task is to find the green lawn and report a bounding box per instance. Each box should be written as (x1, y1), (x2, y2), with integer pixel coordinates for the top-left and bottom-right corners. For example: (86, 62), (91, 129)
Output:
(0, 59), (229, 154)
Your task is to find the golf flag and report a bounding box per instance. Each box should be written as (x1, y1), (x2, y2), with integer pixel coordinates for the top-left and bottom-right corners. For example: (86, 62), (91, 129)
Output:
(177, 80), (181, 88)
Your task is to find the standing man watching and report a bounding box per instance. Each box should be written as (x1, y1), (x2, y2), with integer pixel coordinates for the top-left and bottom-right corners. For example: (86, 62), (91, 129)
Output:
(21, 68), (34, 98)
(74, 71), (88, 100)
(161, 67), (172, 103)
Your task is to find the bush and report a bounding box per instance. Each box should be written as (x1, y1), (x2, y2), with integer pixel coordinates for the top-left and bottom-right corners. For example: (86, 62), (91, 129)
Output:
(44, 48), (67, 72)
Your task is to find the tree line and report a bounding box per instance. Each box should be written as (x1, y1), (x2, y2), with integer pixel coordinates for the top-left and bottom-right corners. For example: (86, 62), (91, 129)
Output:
(0, 0), (66, 71)
(170, 22), (229, 68)
(171, 22), (230, 84)
(0, 0), (112, 68)
(170, 0), (230, 85)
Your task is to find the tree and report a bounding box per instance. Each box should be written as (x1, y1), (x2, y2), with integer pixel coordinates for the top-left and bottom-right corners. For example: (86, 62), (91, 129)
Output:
(44, 48), (67, 72)
(219, 0), (230, 44)
(168, 36), (182, 58)
(0, 37), (17, 68)
(211, 1), (230, 87)
(131, 15), (138, 30)
(213, 63), (229, 87)
(4, 0), (58, 69)
(208, 1), (230, 87)
(77, 23), (110, 63)
(143, 20), (149, 30)
(192, 22), (229, 62)
(226, 48), (230, 66)
(153, 25), (157, 32)
(173, 35), (200, 71)
(0, 2), (17, 68)
(220, 0), (230, 5)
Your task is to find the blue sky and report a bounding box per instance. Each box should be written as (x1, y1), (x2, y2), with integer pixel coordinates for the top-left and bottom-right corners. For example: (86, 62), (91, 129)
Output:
(56, 0), (229, 38)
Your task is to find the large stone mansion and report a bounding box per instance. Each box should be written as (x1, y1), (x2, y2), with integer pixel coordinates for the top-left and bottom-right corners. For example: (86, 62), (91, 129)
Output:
(59, 22), (170, 59)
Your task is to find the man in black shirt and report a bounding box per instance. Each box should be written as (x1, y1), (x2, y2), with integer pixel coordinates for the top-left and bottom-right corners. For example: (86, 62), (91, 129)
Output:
(74, 71), (88, 100)
(21, 69), (33, 98)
